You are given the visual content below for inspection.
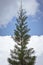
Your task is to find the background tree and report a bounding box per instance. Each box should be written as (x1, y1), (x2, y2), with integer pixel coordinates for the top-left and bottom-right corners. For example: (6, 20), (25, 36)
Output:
(8, 0), (36, 65)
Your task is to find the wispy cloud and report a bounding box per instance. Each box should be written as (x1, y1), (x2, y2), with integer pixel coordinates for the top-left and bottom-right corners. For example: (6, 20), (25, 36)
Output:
(0, 0), (39, 27)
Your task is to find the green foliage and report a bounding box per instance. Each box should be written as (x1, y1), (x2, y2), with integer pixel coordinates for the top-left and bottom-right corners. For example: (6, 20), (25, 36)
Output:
(8, 8), (36, 65)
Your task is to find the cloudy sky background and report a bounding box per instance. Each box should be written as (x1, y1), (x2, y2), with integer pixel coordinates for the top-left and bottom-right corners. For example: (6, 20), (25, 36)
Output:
(0, 0), (39, 26)
(0, 0), (43, 65)
(0, 0), (43, 35)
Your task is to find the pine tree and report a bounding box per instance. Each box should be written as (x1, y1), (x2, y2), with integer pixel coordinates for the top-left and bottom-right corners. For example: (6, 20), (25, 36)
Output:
(8, 0), (36, 65)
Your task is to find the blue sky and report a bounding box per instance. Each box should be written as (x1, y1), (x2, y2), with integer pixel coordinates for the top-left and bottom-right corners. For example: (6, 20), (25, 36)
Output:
(0, 0), (43, 36)
(0, 17), (43, 36)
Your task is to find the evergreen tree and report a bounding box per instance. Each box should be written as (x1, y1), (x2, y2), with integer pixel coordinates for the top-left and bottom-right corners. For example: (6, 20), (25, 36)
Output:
(8, 0), (36, 65)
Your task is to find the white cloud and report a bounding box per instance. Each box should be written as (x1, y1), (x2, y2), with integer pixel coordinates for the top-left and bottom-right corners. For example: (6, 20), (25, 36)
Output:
(0, 36), (15, 65)
(0, 0), (39, 26)
(28, 36), (43, 56)
(0, 36), (15, 52)
(0, 35), (43, 65)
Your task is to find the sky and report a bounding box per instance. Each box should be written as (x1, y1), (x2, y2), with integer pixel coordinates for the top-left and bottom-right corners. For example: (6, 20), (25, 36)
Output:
(0, 0), (43, 36)
(0, 0), (43, 65)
